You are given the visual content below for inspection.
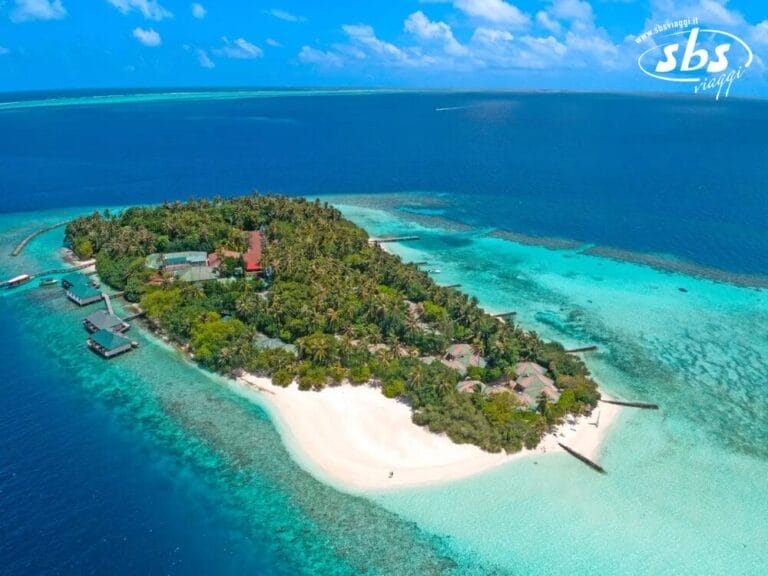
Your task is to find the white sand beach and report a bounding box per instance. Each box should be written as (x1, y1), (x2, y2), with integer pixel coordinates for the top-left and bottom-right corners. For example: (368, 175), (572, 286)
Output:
(234, 374), (621, 492)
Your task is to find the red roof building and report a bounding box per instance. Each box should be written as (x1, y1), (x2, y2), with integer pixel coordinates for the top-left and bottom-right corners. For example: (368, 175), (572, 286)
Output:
(243, 231), (263, 274)
(207, 249), (241, 269)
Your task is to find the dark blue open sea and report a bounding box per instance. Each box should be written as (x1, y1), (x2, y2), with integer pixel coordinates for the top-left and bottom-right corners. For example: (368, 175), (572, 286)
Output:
(1, 90), (766, 575)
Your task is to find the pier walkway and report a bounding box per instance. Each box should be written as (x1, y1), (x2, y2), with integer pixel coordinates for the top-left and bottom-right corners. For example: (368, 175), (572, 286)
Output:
(10, 221), (69, 257)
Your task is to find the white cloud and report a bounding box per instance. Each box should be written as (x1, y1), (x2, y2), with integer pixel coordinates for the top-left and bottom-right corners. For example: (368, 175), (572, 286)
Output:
(299, 46), (345, 67)
(266, 38), (282, 48)
(753, 20), (768, 44)
(535, 11), (561, 34)
(404, 11), (466, 55)
(454, 0), (530, 28)
(197, 48), (214, 68)
(107, 0), (172, 21)
(191, 2), (205, 19)
(10, 0), (67, 23)
(471, 27), (514, 44)
(549, 0), (593, 25)
(132, 26), (161, 46)
(263, 8), (305, 23)
(342, 24), (407, 61)
(214, 37), (263, 59)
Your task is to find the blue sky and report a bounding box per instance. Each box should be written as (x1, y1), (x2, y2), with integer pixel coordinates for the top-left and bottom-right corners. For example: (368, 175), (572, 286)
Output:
(0, 0), (766, 94)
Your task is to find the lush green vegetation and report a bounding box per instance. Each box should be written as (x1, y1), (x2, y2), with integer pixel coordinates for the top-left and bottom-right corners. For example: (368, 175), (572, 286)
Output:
(66, 195), (600, 453)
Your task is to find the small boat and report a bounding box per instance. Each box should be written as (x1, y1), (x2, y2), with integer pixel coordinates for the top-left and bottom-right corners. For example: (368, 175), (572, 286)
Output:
(429, 268), (441, 274)
(39, 278), (58, 287)
(6, 274), (32, 288)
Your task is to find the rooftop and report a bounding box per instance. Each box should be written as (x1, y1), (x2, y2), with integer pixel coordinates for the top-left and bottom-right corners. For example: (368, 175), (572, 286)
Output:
(175, 266), (219, 283)
(84, 310), (126, 331)
(90, 329), (132, 352)
(243, 231), (263, 273)
(62, 272), (89, 287)
(254, 334), (298, 356)
(67, 283), (102, 300)
(515, 361), (547, 378)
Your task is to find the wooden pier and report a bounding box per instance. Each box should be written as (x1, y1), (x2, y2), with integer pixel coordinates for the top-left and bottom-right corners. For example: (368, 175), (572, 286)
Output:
(558, 443), (606, 473)
(35, 260), (95, 278)
(600, 399), (659, 410)
(0, 261), (95, 288)
(443, 284), (461, 289)
(369, 235), (420, 244)
(492, 312), (517, 318)
(123, 311), (147, 322)
(565, 345), (599, 353)
(10, 221), (69, 257)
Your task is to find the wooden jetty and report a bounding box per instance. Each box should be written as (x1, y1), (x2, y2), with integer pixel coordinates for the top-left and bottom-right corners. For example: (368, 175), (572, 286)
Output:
(443, 284), (461, 289)
(565, 345), (599, 353)
(369, 235), (420, 244)
(35, 260), (95, 279)
(600, 399), (659, 410)
(492, 312), (517, 318)
(413, 261), (428, 266)
(11, 221), (69, 257)
(123, 310), (147, 322)
(558, 443), (606, 473)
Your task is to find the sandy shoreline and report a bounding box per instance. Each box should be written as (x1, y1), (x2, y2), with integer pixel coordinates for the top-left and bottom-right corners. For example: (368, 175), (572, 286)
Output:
(233, 374), (621, 492)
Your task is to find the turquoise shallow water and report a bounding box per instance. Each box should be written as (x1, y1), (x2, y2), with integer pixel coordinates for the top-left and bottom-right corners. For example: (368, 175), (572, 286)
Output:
(2, 198), (767, 575)
(329, 198), (768, 575)
(0, 211), (500, 575)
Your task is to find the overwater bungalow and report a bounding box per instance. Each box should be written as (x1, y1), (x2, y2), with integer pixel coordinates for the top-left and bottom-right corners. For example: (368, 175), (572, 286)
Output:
(61, 272), (88, 289)
(87, 329), (136, 358)
(66, 283), (103, 306)
(83, 310), (129, 333)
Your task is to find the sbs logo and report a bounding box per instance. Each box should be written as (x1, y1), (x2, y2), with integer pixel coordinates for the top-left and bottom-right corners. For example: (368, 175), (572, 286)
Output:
(637, 27), (753, 99)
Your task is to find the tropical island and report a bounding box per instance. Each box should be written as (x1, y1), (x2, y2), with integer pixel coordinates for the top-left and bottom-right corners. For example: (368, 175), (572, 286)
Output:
(65, 194), (605, 479)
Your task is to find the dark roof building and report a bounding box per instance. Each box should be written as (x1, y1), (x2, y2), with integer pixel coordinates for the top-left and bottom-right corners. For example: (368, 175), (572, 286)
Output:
(62, 272), (89, 289)
(87, 329), (135, 358)
(146, 252), (208, 271)
(66, 283), (103, 306)
(83, 310), (129, 333)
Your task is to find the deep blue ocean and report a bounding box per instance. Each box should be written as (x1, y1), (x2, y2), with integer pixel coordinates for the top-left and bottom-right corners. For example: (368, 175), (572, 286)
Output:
(1, 90), (766, 275)
(1, 91), (766, 575)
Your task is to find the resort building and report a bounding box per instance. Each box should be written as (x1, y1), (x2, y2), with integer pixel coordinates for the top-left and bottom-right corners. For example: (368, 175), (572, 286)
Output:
(175, 267), (219, 283)
(87, 329), (135, 359)
(66, 283), (103, 306)
(442, 343), (486, 376)
(515, 361), (547, 378)
(207, 249), (241, 269)
(145, 251), (208, 272)
(243, 231), (263, 275)
(61, 272), (90, 289)
(514, 371), (560, 408)
(456, 380), (486, 394)
(83, 310), (129, 333)
(254, 333), (298, 357)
